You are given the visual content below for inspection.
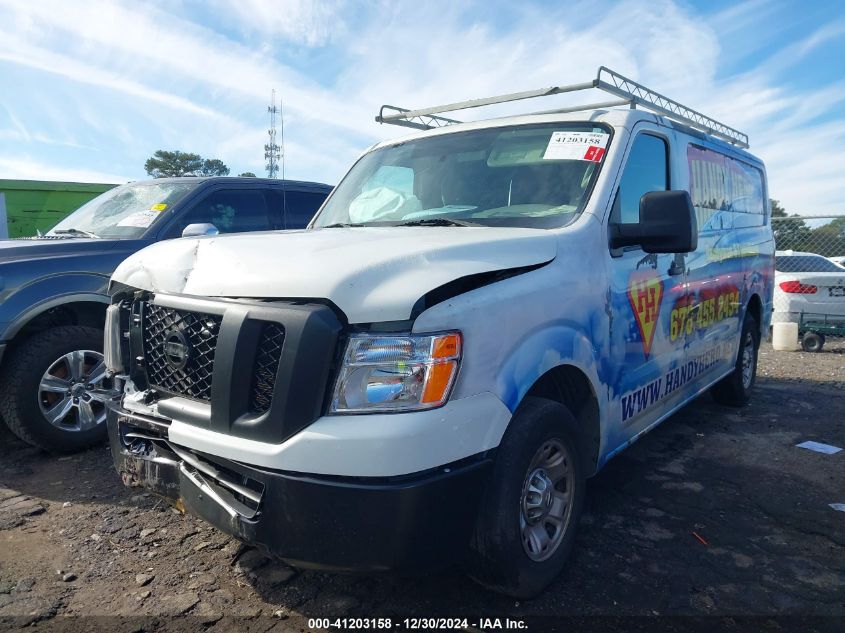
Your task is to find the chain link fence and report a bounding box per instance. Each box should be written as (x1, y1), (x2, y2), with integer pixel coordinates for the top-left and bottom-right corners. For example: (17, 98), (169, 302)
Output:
(772, 214), (845, 352)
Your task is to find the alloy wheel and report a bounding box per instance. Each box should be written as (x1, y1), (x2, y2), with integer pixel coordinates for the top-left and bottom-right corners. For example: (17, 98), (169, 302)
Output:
(38, 350), (117, 432)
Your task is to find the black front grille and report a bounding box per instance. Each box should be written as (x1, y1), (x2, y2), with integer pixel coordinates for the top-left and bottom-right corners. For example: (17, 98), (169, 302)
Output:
(249, 324), (285, 413)
(141, 303), (222, 401)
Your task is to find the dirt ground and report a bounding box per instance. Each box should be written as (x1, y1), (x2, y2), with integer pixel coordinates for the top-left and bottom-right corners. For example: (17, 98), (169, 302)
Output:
(1, 342), (843, 631)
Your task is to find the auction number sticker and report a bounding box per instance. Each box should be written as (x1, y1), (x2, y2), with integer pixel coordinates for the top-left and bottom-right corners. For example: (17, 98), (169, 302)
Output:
(544, 131), (609, 161)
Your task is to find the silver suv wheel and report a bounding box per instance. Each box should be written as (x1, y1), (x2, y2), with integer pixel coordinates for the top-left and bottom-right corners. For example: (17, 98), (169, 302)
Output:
(38, 350), (115, 432)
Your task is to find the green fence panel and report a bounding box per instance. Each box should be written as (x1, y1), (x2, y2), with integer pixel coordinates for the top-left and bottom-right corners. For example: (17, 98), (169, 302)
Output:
(0, 179), (119, 238)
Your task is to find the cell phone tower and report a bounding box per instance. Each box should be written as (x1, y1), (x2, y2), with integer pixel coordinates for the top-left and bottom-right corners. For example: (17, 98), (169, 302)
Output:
(264, 90), (284, 179)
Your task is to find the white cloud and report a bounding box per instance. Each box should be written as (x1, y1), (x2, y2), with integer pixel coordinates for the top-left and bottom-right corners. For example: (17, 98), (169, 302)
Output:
(204, 0), (346, 46)
(0, 41), (223, 120)
(0, 0), (356, 128)
(0, 0), (368, 180)
(0, 155), (130, 183)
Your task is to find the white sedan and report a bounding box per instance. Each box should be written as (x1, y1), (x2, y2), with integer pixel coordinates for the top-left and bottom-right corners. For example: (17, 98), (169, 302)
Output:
(774, 250), (845, 350)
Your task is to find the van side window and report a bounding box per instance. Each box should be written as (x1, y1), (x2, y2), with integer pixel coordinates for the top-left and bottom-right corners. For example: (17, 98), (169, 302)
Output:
(726, 155), (765, 228)
(688, 145), (765, 230)
(687, 146), (728, 232)
(284, 190), (327, 229)
(611, 134), (668, 225)
(170, 189), (270, 236)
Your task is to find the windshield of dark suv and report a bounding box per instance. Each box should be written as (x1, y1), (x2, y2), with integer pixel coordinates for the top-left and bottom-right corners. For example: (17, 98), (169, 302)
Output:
(47, 181), (197, 239)
(312, 123), (611, 229)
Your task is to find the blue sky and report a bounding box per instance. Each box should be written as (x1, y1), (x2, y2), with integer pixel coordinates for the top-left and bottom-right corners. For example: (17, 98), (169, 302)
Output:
(0, 0), (843, 215)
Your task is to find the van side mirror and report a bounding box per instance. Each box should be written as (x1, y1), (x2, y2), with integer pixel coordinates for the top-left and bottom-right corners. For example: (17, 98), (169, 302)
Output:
(182, 223), (219, 238)
(609, 190), (697, 253)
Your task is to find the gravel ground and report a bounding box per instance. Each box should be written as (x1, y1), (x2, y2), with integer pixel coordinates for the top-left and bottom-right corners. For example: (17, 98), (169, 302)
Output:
(758, 338), (845, 387)
(1, 342), (843, 632)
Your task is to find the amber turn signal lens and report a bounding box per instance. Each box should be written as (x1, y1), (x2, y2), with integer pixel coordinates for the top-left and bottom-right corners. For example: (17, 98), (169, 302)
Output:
(431, 333), (462, 359)
(421, 360), (459, 404)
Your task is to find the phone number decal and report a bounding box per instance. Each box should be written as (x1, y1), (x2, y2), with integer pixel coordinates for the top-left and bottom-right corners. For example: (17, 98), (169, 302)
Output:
(670, 285), (740, 341)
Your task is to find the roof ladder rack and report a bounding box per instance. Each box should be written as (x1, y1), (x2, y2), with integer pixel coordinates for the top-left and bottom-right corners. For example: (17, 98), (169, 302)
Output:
(375, 105), (462, 131)
(375, 66), (749, 149)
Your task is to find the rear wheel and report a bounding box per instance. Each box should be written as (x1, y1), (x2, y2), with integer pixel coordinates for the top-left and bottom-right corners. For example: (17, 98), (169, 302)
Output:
(801, 331), (825, 353)
(466, 397), (585, 598)
(0, 326), (117, 453)
(711, 312), (759, 406)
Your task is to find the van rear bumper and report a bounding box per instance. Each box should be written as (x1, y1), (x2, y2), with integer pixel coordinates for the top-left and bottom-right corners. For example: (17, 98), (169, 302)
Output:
(108, 406), (492, 572)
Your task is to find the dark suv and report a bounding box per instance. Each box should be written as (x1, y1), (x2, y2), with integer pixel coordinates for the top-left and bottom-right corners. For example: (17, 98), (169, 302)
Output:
(0, 176), (331, 452)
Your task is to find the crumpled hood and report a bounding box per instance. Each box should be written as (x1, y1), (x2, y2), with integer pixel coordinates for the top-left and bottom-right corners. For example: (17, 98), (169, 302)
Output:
(112, 227), (557, 323)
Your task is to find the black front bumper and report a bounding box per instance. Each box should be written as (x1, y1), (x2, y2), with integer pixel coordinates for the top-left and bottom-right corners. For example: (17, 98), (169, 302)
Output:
(108, 406), (492, 573)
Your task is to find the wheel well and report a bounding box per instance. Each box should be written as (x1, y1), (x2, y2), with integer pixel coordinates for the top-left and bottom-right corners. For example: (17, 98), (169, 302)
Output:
(524, 365), (601, 476)
(746, 293), (762, 331)
(11, 302), (106, 346)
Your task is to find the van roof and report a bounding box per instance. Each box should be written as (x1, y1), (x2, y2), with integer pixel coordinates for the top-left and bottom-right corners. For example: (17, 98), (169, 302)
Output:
(373, 67), (758, 162)
(373, 107), (762, 164)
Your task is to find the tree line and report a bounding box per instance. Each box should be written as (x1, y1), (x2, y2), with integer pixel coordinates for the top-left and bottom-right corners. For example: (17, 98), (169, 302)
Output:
(144, 150), (255, 178)
(771, 199), (845, 257)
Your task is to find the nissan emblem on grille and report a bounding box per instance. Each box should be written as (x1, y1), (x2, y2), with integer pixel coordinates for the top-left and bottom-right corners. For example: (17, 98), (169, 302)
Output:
(163, 330), (191, 370)
(141, 303), (222, 401)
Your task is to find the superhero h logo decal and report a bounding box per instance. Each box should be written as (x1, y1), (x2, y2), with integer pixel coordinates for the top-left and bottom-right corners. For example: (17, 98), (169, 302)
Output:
(627, 270), (664, 357)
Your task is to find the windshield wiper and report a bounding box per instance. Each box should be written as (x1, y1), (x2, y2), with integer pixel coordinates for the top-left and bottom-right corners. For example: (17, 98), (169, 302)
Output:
(321, 222), (366, 228)
(396, 218), (480, 227)
(52, 228), (100, 238)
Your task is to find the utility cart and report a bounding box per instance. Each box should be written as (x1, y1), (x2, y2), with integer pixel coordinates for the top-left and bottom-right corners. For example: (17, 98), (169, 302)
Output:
(799, 313), (845, 352)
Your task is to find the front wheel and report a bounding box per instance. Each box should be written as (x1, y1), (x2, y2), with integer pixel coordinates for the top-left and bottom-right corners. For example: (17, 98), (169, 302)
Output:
(711, 312), (760, 406)
(0, 326), (117, 453)
(466, 397), (585, 598)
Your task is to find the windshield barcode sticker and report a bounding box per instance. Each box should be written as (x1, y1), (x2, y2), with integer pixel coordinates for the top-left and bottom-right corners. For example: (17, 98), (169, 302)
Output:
(544, 131), (609, 161)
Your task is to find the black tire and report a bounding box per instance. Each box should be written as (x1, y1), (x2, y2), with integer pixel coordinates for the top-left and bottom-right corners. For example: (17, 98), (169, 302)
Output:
(801, 332), (825, 353)
(466, 397), (585, 598)
(0, 326), (109, 453)
(711, 312), (760, 406)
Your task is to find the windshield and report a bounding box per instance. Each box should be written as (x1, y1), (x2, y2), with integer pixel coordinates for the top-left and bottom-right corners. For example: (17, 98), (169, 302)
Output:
(48, 181), (198, 239)
(312, 123), (611, 229)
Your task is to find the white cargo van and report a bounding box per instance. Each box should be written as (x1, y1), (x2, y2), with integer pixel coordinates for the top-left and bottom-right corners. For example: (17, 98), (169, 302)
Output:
(104, 68), (774, 597)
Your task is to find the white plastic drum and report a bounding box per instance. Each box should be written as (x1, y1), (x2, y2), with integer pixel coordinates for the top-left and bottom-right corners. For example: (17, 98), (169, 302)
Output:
(772, 322), (800, 351)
